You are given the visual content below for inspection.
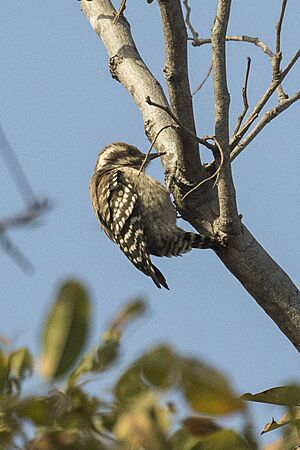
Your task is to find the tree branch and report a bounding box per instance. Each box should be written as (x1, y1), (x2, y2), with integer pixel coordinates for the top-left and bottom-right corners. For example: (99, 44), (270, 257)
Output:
(230, 89), (300, 160)
(156, 0), (202, 180)
(80, 0), (300, 351)
(183, 0), (199, 43)
(145, 96), (216, 152)
(273, 0), (288, 101)
(183, 0), (275, 60)
(215, 225), (300, 352)
(0, 123), (52, 272)
(233, 57), (251, 136)
(0, 123), (36, 206)
(113, 0), (126, 23)
(211, 0), (239, 234)
(192, 64), (213, 96)
(190, 35), (275, 59)
(0, 233), (34, 273)
(230, 48), (300, 152)
(0, 200), (50, 232)
(80, 0), (189, 186)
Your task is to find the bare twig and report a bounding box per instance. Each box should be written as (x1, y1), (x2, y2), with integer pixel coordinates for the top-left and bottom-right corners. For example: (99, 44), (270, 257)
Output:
(146, 96), (216, 152)
(0, 200), (51, 232)
(193, 64), (213, 96)
(189, 35), (274, 59)
(113, 0), (127, 24)
(181, 137), (224, 201)
(230, 48), (300, 151)
(0, 200), (51, 272)
(231, 89), (300, 161)
(0, 234), (34, 273)
(138, 124), (176, 175)
(273, 0), (289, 101)
(276, 0), (288, 55)
(0, 123), (52, 271)
(0, 123), (36, 205)
(183, 0), (199, 42)
(233, 57), (251, 135)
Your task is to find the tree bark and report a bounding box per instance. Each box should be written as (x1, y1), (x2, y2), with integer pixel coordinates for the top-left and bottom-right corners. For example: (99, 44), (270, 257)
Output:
(80, 0), (300, 351)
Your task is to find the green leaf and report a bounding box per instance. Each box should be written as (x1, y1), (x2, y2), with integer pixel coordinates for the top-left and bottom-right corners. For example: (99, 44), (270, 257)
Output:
(170, 418), (222, 450)
(17, 396), (54, 426)
(114, 345), (175, 402)
(170, 429), (203, 450)
(27, 431), (105, 449)
(180, 358), (243, 415)
(115, 365), (149, 402)
(69, 339), (119, 385)
(0, 349), (9, 392)
(193, 429), (251, 450)
(140, 345), (177, 389)
(69, 299), (145, 385)
(241, 385), (300, 407)
(40, 280), (90, 379)
(8, 348), (33, 385)
(107, 298), (146, 335)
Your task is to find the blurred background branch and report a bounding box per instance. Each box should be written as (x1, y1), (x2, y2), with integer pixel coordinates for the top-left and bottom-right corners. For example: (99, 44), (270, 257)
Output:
(0, 122), (52, 271)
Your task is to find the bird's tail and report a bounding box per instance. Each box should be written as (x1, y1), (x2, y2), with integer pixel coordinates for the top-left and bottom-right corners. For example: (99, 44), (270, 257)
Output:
(150, 264), (169, 290)
(191, 233), (219, 250)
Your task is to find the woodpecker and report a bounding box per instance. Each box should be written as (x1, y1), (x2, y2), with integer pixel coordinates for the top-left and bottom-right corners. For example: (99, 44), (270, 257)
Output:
(89, 142), (218, 289)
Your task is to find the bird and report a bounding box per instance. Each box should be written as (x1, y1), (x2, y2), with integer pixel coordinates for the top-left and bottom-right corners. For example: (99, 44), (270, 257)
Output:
(89, 142), (218, 289)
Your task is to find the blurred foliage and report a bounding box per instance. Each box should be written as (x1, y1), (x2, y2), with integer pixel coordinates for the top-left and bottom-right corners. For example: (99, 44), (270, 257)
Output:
(0, 280), (299, 449)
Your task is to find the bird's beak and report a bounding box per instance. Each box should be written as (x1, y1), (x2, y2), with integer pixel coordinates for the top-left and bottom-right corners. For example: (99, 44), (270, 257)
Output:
(148, 151), (166, 161)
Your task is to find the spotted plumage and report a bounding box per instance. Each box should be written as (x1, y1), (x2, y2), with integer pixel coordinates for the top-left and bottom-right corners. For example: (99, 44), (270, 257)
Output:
(90, 142), (218, 289)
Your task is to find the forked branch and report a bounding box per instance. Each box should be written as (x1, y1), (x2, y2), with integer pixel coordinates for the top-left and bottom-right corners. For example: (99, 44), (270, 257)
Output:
(0, 123), (51, 271)
(231, 89), (300, 160)
(230, 48), (300, 154)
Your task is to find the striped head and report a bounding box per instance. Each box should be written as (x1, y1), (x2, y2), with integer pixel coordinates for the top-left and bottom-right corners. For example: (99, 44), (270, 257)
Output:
(94, 142), (160, 173)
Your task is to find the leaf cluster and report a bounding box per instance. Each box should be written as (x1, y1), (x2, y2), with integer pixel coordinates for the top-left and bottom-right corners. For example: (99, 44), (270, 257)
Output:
(0, 280), (299, 449)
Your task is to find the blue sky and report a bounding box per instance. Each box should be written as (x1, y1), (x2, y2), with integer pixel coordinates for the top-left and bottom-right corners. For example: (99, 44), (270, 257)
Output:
(0, 0), (299, 445)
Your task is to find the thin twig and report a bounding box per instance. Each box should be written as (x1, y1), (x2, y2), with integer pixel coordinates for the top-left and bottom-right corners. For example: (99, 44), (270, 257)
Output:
(276, 0), (288, 55)
(113, 0), (127, 24)
(189, 35), (274, 59)
(0, 122), (52, 271)
(0, 200), (51, 272)
(193, 64), (213, 96)
(0, 200), (51, 232)
(231, 89), (300, 161)
(233, 57), (251, 135)
(273, 0), (288, 101)
(0, 123), (36, 205)
(183, 0), (199, 42)
(230, 48), (300, 151)
(181, 137), (224, 201)
(0, 233), (34, 273)
(138, 124), (176, 175)
(146, 96), (216, 152)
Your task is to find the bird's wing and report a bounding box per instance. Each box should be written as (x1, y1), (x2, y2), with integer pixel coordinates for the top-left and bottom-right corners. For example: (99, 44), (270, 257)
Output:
(94, 170), (168, 289)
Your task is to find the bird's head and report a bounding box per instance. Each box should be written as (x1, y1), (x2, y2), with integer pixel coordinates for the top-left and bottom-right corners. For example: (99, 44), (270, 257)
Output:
(94, 142), (161, 172)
